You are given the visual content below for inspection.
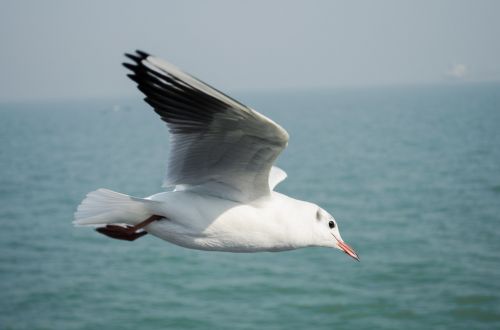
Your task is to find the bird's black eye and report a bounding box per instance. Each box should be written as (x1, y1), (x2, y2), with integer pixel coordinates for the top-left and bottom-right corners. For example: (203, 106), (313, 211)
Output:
(329, 220), (335, 229)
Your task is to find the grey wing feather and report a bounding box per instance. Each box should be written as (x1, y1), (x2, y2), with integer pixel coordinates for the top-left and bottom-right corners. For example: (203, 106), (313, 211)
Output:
(123, 50), (289, 202)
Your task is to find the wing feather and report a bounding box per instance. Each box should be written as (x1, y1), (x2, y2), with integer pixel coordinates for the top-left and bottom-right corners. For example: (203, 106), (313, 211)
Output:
(123, 50), (289, 201)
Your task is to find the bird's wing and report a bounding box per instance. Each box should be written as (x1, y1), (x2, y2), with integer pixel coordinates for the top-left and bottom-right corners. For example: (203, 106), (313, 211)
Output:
(269, 166), (287, 190)
(123, 50), (289, 202)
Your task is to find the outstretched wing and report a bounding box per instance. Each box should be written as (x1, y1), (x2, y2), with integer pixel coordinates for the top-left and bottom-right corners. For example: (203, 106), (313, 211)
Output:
(123, 50), (289, 202)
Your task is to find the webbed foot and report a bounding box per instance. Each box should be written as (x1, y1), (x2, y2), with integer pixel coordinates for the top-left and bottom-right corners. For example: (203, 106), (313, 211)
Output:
(95, 215), (164, 241)
(96, 225), (147, 241)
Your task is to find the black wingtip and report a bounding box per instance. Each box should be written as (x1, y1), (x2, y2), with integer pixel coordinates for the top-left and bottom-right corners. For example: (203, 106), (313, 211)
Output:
(144, 97), (155, 108)
(124, 52), (142, 63)
(135, 50), (150, 58)
(126, 73), (139, 83)
(124, 50), (150, 64)
(122, 62), (137, 71)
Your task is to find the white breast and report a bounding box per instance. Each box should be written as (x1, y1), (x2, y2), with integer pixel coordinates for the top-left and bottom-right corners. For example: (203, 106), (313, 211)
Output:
(144, 191), (313, 252)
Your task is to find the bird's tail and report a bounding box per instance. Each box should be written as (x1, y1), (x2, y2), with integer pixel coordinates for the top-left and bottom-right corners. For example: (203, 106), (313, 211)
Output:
(73, 189), (157, 226)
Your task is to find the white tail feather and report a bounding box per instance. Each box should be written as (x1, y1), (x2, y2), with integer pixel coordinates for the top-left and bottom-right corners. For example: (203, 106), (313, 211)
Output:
(73, 189), (156, 226)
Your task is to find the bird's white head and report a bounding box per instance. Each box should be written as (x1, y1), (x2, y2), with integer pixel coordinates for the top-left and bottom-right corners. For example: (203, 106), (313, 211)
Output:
(312, 207), (359, 261)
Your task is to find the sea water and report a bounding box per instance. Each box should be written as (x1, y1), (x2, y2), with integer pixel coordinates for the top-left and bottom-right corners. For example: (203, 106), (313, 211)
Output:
(1, 83), (499, 329)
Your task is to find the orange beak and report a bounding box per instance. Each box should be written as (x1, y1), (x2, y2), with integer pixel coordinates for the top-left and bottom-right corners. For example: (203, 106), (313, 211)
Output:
(337, 241), (360, 261)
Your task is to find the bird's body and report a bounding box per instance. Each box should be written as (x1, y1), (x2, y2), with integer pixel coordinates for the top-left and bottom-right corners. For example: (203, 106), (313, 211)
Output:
(74, 50), (359, 260)
(144, 190), (316, 252)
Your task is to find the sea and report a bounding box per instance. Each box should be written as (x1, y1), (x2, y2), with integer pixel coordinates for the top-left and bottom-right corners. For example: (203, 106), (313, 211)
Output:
(1, 83), (499, 329)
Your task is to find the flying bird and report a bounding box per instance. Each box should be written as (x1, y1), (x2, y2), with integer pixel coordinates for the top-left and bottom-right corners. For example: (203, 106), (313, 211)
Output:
(74, 50), (359, 261)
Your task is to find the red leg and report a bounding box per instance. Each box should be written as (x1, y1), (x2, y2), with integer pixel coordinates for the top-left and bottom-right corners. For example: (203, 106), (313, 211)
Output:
(95, 215), (164, 241)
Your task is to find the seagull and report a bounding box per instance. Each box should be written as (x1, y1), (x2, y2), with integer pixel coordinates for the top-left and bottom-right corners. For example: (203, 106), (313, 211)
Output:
(74, 50), (359, 261)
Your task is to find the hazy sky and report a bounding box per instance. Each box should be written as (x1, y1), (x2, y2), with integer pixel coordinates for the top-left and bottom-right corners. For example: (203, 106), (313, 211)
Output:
(1, 0), (499, 101)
